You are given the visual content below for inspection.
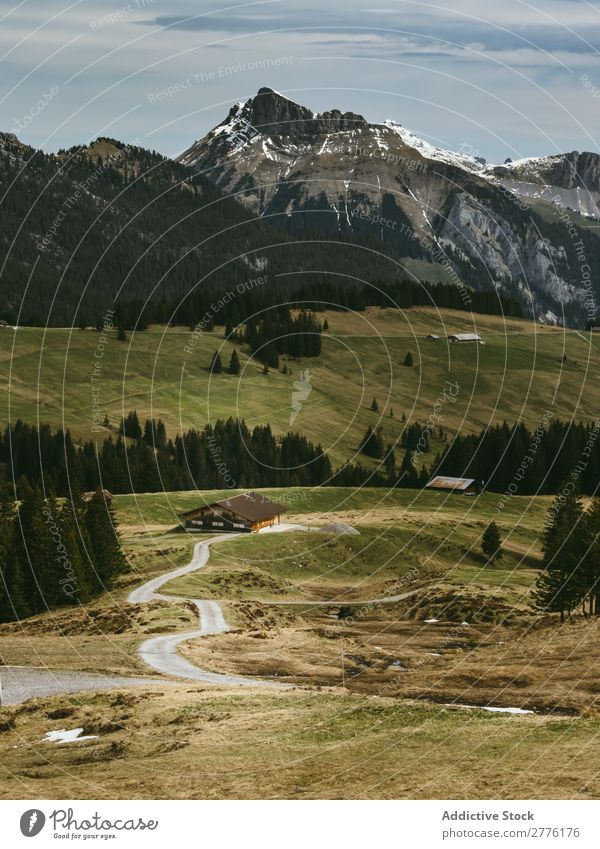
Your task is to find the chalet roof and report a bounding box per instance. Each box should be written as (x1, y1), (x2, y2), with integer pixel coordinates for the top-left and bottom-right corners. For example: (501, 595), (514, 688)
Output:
(447, 332), (482, 342)
(182, 492), (288, 522)
(426, 475), (476, 491)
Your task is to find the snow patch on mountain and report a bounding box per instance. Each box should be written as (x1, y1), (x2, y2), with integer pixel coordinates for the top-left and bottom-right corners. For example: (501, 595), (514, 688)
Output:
(382, 120), (487, 173)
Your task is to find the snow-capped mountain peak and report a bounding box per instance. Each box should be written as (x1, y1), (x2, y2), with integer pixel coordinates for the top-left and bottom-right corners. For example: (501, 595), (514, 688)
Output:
(175, 86), (600, 324)
(381, 119), (487, 173)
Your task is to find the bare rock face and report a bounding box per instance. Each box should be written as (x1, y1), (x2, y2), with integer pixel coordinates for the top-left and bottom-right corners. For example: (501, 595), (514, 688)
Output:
(178, 88), (600, 324)
(246, 87), (368, 138)
(488, 150), (600, 219)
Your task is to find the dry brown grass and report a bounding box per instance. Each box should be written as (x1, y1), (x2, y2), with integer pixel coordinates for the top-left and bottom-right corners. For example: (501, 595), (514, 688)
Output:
(178, 594), (600, 715)
(1, 507), (599, 799)
(2, 684), (600, 799)
(387, 617), (600, 715)
(0, 600), (197, 677)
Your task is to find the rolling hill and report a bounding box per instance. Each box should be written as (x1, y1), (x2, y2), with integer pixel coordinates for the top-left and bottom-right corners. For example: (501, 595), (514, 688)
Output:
(1, 306), (598, 470)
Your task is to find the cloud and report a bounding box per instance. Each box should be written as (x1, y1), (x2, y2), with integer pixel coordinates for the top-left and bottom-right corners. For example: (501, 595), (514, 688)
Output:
(0, 0), (598, 162)
(141, 5), (600, 54)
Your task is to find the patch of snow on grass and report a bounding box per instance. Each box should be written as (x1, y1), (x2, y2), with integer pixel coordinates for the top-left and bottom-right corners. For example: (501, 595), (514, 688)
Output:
(446, 704), (534, 715)
(44, 728), (98, 744)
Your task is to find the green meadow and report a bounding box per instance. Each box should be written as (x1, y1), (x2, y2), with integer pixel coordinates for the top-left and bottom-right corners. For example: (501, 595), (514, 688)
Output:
(1, 307), (598, 470)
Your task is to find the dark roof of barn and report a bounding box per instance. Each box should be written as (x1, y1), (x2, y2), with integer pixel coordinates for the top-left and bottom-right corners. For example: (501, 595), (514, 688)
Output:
(182, 492), (287, 522)
(426, 475), (476, 491)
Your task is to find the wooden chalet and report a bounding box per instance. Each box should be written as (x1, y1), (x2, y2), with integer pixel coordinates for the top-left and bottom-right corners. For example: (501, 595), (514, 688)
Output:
(181, 492), (287, 533)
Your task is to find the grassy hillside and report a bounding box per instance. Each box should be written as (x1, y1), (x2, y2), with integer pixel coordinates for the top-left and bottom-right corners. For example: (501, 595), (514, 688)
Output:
(161, 518), (540, 603)
(4, 484), (600, 798)
(1, 307), (598, 469)
(2, 687), (599, 799)
(110, 486), (553, 535)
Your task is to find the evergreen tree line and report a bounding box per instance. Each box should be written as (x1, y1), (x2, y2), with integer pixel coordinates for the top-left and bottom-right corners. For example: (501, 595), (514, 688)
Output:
(3, 136), (491, 329)
(435, 419), (600, 495)
(5, 134), (600, 329)
(163, 277), (523, 335)
(0, 418), (332, 495)
(4, 415), (600, 498)
(535, 491), (600, 622)
(242, 309), (322, 366)
(0, 483), (127, 623)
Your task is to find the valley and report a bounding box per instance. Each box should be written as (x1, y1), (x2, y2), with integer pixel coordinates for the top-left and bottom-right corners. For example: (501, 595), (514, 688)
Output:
(1, 486), (600, 799)
(2, 83), (600, 805)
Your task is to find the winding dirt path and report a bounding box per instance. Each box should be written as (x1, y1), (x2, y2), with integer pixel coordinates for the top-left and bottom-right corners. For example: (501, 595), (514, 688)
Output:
(128, 533), (292, 687)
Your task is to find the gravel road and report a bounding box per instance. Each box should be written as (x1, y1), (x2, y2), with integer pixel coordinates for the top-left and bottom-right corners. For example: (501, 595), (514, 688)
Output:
(5, 521), (390, 703)
(129, 533), (292, 687)
(0, 666), (162, 705)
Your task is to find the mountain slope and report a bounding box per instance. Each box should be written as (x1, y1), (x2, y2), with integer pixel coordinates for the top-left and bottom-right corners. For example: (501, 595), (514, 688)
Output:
(487, 151), (600, 219)
(179, 87), (600, 326)
(0, 132), (408, 326)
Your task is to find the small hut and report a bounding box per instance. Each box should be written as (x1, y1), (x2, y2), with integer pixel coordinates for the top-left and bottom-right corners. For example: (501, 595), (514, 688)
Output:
(426, 476), (481, 496)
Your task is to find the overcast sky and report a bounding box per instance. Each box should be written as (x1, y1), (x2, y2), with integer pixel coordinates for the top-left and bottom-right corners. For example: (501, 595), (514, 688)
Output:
(2, 0), (600, 163)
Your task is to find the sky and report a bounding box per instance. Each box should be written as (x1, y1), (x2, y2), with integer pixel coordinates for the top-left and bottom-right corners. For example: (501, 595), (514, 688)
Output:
(2, 0), (600, 163)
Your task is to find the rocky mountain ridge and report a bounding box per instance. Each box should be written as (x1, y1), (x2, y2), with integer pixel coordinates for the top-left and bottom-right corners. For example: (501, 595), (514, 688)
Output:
(178, 87), (600, 324)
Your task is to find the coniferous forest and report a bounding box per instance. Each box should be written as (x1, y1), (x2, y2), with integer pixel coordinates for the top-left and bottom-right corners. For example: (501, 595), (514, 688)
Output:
(535, 491), (600, 621)
(0, 484), (127, 623)
(2, 414), (600, 624)
(0, 133), (524, 329)
(2, 414), (600, 498)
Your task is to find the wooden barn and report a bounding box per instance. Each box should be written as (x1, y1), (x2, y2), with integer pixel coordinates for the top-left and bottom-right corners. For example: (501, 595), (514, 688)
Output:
(447, 332), (482, 343)
(426, 475), (481, 496)
(181, 492), (287, 533)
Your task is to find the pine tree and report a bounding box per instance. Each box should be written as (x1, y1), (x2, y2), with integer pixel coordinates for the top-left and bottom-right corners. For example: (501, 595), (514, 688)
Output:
(404, 351), (414, 367)
(535, 490), (586, 620)
(384, 444), (396, 480)
(0, 545), (30, 622)
(58, 499), (93, 603)
(370, 397), (379, 412)
(117, 326), (127, 341)
(84, 489), (128, 589)
(121, 410), (142, 440)
(143, 419), (154, 445)
(360, 426), (384, 459)
(0, 483), (25, 622)
(228, 350), (241, 375)
(156, 419), (167, 449)
(15, 486), (62, 613)
(210, 351), (222, 374)
(399, 448), (419, 486)
(582, 498), (600, 615)
(323, 319), (329, 331)
(482, 521), (502, 563)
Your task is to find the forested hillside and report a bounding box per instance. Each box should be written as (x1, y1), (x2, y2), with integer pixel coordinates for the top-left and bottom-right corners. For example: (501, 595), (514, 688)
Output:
(0, 132), (483, 327)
